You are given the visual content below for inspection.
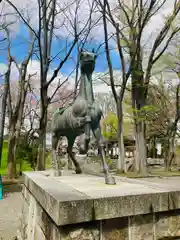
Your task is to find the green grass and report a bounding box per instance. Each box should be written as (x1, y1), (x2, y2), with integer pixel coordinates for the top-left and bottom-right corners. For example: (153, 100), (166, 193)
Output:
(0, 141), (8, 175)
(0, 141), (52, 176)
(0, 141), (32, 175)
(1, 142), (180, 178)
(117, 167), (180, 178)
(117, 171), (180, 178)
(91, 155), (180, 178)
(150, 167), (180, 177)
(45, 152), (53, 169)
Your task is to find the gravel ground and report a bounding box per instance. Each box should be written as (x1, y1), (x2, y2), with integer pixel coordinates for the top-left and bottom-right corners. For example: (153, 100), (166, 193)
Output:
(0, 185), (22, 240)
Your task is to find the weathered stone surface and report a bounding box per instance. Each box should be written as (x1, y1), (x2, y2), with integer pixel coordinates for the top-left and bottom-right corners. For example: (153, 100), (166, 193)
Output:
(20, 186), (100, 240)
(69, 228), (83, 238)
(93, 192), (169, 220)
(22, 172), (180, 225)
(34, 224), (46, 240)
(23, 172), (93, 226)
(102, 217), (128, 240)
(155, 210), (180, 239)
(20, 172), (180, 240)
(18, 195), (29, 240)
(67, 222), (100, 240)
(128, 176), (180, 194)
(129, 214), (154, 240)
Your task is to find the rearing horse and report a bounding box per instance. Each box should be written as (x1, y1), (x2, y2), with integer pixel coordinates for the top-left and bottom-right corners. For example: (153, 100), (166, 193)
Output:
(51, 49), (116, 185)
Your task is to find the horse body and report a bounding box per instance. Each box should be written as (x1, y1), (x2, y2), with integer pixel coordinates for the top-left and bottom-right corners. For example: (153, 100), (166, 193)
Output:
(52, 98), (102, 137)
(51, 50), (116, 185)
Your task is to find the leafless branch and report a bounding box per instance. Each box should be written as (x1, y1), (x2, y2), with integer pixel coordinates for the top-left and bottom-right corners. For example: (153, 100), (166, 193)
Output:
(46, 40), (77, 86)
(145, 2), (180, 86)
(5, 0), (38, 38)
(103, 0), (117, 102)
(49, 76), (71, 103)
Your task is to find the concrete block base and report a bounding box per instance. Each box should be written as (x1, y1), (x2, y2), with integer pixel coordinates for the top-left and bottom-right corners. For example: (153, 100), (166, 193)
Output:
(18, 171), (180, 240)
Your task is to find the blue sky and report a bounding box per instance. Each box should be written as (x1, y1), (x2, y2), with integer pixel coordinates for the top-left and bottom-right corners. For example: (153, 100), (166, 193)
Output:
(0, 24), (121, 77)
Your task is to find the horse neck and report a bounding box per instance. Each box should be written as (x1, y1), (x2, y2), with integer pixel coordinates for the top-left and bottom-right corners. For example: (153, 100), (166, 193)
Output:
(78, 72), (94, 104)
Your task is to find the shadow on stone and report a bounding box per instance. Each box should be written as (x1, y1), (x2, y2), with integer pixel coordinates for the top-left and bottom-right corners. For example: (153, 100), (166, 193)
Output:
(102, 217), (128, 240)
(3, 183), (22, 195)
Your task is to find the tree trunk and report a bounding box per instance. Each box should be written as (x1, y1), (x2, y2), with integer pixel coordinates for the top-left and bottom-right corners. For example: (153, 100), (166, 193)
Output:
(164, 80), (179, 171)
(152, 136), (156, 158)
(0, 60), (11, 167)
(116, 102), (125, 172)
(36, 114), (47, 170)
(0, 80), (9, 167)
(164, 132), (176, 171)
(105, 142), (109, 157)
(37, 129), (46, 170)
(7, 122), (16, 178)
(36, 87), (48, 170)
(135, 120), (147, 174)
(117, 130), (125, 172)
(131, 68), (147, 174)
(13, 85), (27, 175)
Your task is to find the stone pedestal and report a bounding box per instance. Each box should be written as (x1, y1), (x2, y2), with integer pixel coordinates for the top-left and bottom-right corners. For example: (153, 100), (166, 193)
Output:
(19, 171), (180, 240)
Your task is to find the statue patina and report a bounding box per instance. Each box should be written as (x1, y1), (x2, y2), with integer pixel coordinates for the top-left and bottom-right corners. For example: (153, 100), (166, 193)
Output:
(51, 49), (116, 185)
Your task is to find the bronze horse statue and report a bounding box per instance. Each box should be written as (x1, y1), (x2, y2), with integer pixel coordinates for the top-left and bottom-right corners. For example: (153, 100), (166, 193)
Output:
(51, 49), (116, 185)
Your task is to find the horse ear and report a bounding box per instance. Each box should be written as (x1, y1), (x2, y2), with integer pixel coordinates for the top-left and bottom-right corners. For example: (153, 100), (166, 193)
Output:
(92, 48), (95, 53)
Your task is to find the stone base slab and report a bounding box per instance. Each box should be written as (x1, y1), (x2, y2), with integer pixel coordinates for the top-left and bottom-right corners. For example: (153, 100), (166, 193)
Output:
(18, 171), (180, 239)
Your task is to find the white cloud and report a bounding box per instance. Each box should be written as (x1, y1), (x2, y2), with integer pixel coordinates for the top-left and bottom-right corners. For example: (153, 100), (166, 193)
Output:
(0, 58), (118, 96)
(0, 59), (73, 97)
(151, 70), (180, 87)
(0, 63), (8, 74)
(24, 60), (75, 97)
(0, 62), (19, 80)
(1, 0), (178, 42)
(93, 83), (111, 93)
(143, 1), (175, 38)
(1, 0), (177, 58)
(1, 0), (102, 40)
(0, 0), (179, 96)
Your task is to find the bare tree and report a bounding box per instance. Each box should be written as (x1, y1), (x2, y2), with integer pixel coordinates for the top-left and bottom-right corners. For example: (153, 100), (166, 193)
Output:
(146, 72), (180, 169)
(164, 71), (180, 170)
(6, 0), (99, 170)
(94, 91), (116, 116)
(159, 37), (180, 169)
(94, 91), (116, 156)
(22, 87), (40, 134)
(99, 0), (131, 172)
(100, 0), (180, 173)
(0, 35), (12, 168)
(5, 28), (35, 178)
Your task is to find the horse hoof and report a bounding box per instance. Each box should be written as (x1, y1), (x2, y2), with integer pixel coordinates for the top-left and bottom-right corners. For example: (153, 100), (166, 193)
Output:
(52, 170), (61, 177)
(105, 175), (116, 185)
(75, 168), (82, 174)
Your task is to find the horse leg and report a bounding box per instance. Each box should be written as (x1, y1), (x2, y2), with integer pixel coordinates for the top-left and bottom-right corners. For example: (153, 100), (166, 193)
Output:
(78, 116), (91, 154)
(78, 133), (90, 154)
(92, 124), (116, 185)
(67, 137), (82, 174)
(52, 133), (60, 176)
(84, 116), (91, 153)
(68, 154), (73, 170)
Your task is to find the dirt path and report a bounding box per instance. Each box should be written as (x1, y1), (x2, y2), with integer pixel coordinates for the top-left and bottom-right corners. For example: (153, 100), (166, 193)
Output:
(0, 185), (22, 240)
